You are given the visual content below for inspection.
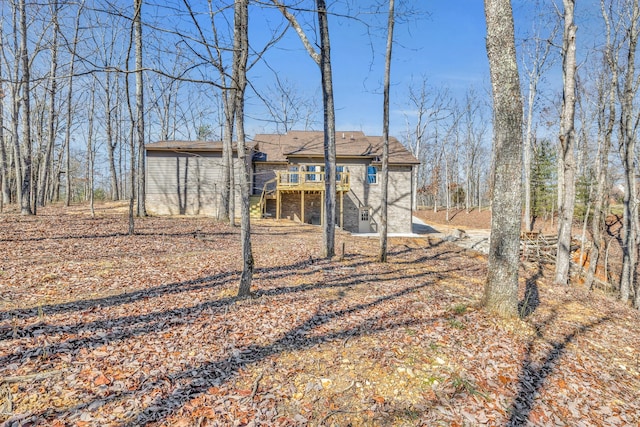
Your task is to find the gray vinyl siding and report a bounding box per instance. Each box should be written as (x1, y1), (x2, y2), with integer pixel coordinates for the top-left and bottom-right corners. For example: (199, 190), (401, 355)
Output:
(342, 163), (413, 233)
(146, 150), (245, 217)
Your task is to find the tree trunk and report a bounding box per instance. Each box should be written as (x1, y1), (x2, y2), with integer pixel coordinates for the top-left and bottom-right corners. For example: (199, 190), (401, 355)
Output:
(378, 0), (394, 263)
(317, 0), (337, 258)
(125, 7), (137, 235)
(88, 78), (96, 218)
(104, 71), (120, 201)
(233, 0), (254, 298)
(587, 5), (616, 289)
(0, 100), (7, 209)
(220, 96), (234, 223)
(19, 0), (32, 215)
(0, 28), (9, 207)
(586, 94), (612, 289)
(10, 3), (23, 209)
(64, 2), (81, 206)
(522, 16), (556, 232)
(483, 0), (524, 317)
(617, 0), (639, 304)
(38, 1), (60, 208)
(273, 0), (335, 257)
(444, 147), (450, 222)
(135, 0), (146, 217)
(554, 0), (577, 286)
(11, 79), (22, 209)
(523, 80), (535, 231)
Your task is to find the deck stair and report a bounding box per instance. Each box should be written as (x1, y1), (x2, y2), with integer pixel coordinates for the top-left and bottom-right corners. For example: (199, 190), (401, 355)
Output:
(249, 196), (262, 219)
(249, 178), (277, 219)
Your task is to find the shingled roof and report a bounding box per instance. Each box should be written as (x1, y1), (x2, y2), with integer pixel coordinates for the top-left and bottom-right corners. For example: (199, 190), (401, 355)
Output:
(252, 130), (419, 165)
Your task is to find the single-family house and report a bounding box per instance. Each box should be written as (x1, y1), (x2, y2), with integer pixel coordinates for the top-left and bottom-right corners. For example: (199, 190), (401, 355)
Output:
(145, 130), (419, 233)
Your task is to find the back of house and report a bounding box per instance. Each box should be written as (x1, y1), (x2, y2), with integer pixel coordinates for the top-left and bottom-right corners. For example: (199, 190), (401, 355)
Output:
(145, 131), (419, 233)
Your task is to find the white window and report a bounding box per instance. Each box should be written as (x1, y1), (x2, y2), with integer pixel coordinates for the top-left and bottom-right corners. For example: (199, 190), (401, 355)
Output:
(367, 165), (378, 184)
(288, 165), (299, 183)
(306, 165), (324, 181)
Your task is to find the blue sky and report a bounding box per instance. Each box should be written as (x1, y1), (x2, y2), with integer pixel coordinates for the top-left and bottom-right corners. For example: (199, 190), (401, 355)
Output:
(244, 0), (604, 140)
(246, 1), (491, 138)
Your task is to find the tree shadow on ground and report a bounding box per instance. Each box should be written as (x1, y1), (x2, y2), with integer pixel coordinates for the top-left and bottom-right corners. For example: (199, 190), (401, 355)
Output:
(1, 215), (479, 425)
(506, 308), (610, 426)
(4, 263), (453, 425)
(411, 221), (440, 235)
(1, 252), (361, 321)
(2, 237), (459, 324)
(117, 281), (439, 426)
(518, 263), (543, 318)
(0, 248), (458, 367)
(0, 230), (238, 243)
(446, 209), (466, 222)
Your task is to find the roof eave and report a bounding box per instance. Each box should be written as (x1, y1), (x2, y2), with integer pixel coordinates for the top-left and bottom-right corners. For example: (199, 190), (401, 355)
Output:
(145, 147), (224, 152)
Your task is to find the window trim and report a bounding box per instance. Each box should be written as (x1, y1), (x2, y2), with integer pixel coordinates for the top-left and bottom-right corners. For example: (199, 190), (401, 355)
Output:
(288, 165), (299, 183)
(367, 165), (378, 184)
(304, 164), (324, 182)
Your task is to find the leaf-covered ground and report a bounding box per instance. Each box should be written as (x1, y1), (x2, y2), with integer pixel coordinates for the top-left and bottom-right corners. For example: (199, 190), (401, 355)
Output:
(1, 203), (639, 426)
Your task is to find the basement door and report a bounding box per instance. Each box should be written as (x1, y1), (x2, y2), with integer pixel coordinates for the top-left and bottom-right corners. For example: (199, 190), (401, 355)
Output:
(359, 206), (372, 233)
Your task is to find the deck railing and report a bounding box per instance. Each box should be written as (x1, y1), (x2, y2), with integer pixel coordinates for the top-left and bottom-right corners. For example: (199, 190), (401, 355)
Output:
(275, 171), (350, 191)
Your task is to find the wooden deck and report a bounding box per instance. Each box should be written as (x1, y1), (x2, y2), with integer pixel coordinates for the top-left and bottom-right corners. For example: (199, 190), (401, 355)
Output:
(275, 171), (350, 192)
(252, 172), (350, 227)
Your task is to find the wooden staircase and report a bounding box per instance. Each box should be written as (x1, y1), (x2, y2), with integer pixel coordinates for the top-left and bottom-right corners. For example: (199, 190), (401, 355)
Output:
(249, 195), (262, 219)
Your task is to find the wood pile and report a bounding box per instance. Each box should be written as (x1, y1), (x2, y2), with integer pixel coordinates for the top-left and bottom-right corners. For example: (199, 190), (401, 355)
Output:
(520, 231), (559, 263)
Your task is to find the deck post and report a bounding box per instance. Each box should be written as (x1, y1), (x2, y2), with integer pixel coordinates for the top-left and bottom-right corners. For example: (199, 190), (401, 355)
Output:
(301, 190), (305, 223)
(276, 189), (281, 220)
(321, 191), (325, 226)
(340, 191), (344, 228)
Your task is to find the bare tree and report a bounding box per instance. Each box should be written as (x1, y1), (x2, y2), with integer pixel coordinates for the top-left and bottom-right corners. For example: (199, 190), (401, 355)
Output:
(9, 2), (24, 209)
(585, 0), (619, 290)
(147, 59), (182, 141)
(0, 22), (9, 208)
(402, 79), (452, 209)
(520, 8), (558, 231)
(63, 1), (83, 206)
(233, 0), (254, 297)
(614, 0), (640, 305)
(178, 0), (236, 224)
(19, 0), (32, 214)
(37, 0), (60, 208)
(483, 0), (524, 317)
(438, 106), (463, 222)
(124, 0), (139, 234)
(554, 0), (578, 286)
(87, 77), (97, 217)
(257, 76), (320, 133)
(461, 88), (488, 213)
(378, 0), (394, 263)
(103, 70), (120, 201)
(135, 0), (146, 217)
(273, 0), (337, 258)
(584, 77), (612, 290)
